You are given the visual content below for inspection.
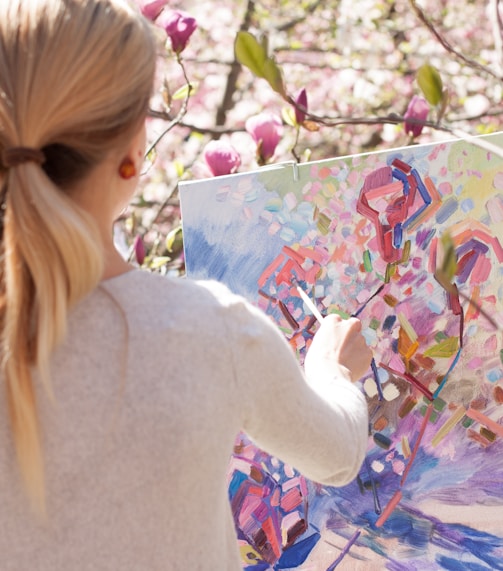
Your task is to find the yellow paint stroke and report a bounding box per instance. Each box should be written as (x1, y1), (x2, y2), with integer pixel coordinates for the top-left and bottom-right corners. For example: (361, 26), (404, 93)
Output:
(404, 340), (419, 361)
(401, 436), (411, 458)
(431, 406), (466, 447)
(424, 336), (459, 358)
(397, 312), (418, 343)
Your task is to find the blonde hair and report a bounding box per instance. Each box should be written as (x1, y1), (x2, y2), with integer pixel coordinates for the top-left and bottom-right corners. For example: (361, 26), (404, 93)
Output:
(0, 0), (156, 513)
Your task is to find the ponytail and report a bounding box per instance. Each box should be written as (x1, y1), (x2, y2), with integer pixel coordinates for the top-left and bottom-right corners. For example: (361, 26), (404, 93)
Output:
(0, 0), (156, 513)
(1, 162), (104, 513)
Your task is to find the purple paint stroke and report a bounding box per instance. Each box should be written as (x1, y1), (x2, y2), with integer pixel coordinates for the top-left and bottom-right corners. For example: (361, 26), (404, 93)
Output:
(326, 529), (362, 571)
(435, 197), (459, 224)
(416, 228), (436, 250)
(456, 251), (478, 284)
(456, 238), (489, 257)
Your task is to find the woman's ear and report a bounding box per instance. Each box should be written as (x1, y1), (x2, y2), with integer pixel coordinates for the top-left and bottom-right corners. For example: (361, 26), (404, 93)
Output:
(118, 122), (147, 180)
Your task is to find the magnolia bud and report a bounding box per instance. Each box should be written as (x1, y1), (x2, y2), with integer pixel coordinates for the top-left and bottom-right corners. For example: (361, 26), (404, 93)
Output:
(203, 140), (241, 176)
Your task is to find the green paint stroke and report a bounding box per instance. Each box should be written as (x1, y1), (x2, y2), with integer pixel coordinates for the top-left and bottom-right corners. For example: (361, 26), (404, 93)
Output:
(500, 349), (503, 365)
(363, 250), (372, 272)
(424, 336), (459, 358)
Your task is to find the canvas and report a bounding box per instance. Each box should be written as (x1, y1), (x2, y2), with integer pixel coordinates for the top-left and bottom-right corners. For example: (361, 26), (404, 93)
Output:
(179, 133), (503, 571)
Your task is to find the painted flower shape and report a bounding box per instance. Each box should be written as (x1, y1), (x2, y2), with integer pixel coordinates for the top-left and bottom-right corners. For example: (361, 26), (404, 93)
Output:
(158, 10), (197, 54)
(294, 88), (308, 125)
(203, 140), (241, 176)
(138, 0), (167, 21)
(404, 95), (429, 138)
(245, 112), (283, 164)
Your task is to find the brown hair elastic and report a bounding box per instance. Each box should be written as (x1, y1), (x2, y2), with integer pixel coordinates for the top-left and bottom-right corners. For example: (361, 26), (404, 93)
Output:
(2, 147), (46, 168)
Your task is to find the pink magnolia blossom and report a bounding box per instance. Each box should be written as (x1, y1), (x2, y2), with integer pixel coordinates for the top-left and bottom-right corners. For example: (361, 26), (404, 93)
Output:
(158, 10), (197, 54)
(203, 140), (241, 176)
(138, 0), (167, 21)
(294, 88), (308, 125)
(404, 95), (429, 138)
(245, 112), (283, 164)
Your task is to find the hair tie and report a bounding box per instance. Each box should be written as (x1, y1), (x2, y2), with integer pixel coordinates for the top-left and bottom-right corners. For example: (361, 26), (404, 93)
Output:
(2, 147), (46, 169)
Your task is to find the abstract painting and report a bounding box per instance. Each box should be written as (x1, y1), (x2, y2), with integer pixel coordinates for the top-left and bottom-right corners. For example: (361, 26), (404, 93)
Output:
(179, 133), (503, 570)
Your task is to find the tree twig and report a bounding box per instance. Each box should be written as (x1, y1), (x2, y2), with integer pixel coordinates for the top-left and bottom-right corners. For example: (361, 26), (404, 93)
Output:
(490, 0), (503, 76)
(409, 0), (503, 81)
(145, 55), (193, 157)
(276, 0), (325, 33)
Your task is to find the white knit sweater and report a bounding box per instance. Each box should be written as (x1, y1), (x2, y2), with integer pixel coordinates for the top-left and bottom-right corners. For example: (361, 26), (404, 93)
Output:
(0, 270), (368, 570)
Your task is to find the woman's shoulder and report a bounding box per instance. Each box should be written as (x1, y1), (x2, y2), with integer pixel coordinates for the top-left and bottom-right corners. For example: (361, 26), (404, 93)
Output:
(99, 269), (245, 317)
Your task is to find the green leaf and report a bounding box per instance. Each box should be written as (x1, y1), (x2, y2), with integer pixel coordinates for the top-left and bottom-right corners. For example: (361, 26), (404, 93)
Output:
(234, 31), (267, 78)
(165, 225), (183, 253)
(171, 82), (196, 101)
(417, 64), (444, 106)
(262, 58), (286, 96)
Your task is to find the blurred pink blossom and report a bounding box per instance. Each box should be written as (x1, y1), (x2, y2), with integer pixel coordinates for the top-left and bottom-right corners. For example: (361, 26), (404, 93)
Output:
(294, 88), (308, 125)
(245, 112), (283, 164)
(138, 0), (167, 21)
(203, 140), (241, 176)
(158, 10), (197, 54)
(404, 95), (429, 138)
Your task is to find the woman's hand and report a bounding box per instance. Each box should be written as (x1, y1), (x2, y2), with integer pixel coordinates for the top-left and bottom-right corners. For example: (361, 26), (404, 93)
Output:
(304, 314), (372, 382)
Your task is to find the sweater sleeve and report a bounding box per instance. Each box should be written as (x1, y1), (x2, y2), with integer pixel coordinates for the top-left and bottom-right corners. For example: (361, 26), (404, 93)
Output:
(220, 288), (369, 487)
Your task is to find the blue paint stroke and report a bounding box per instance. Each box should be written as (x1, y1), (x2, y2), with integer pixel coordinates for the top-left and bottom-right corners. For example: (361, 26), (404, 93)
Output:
(275, 533), (320, 569)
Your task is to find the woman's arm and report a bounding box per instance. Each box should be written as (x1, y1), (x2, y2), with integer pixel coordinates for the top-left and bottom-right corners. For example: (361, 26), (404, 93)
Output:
(225, 297), (370, 487)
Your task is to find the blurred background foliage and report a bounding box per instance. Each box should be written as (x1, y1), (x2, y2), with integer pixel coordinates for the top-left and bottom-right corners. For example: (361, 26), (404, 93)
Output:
(124, 0), (503, 276)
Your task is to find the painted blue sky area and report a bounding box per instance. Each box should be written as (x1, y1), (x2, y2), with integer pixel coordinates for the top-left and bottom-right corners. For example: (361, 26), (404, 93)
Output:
(181, 172), (293, 298)
(183, 224), (284, 298)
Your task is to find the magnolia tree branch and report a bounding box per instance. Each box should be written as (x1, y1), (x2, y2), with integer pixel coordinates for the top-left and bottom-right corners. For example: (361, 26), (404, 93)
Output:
(409, 0), (503, 81)
(276, 0), (326, 33)
(215, 0), (256, 128)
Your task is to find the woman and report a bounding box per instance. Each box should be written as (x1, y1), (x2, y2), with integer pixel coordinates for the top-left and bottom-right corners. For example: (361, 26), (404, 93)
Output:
(0, 1), (371, 569)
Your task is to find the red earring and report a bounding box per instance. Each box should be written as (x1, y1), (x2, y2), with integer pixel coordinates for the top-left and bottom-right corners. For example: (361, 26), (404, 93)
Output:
(119, 157), (136, 180)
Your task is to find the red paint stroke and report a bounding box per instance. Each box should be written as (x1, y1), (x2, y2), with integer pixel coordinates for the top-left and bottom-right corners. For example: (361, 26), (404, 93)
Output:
(400, 404), (434, 486)
(278, 301), (299, 330)
(280, 487), (303, 511)
(466, 408), (503, 439)
(282, 245), (305, 265)
(258, 289), (277, 303)
(375, 490), (403, 528)
(379, 363), (434, 401)
(276, 258), (304, 286)
(258, 254), (285, 288)
(262, 516), (281, 560)
(295, 245), (327, 264)
(391, 158), (412, 173)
